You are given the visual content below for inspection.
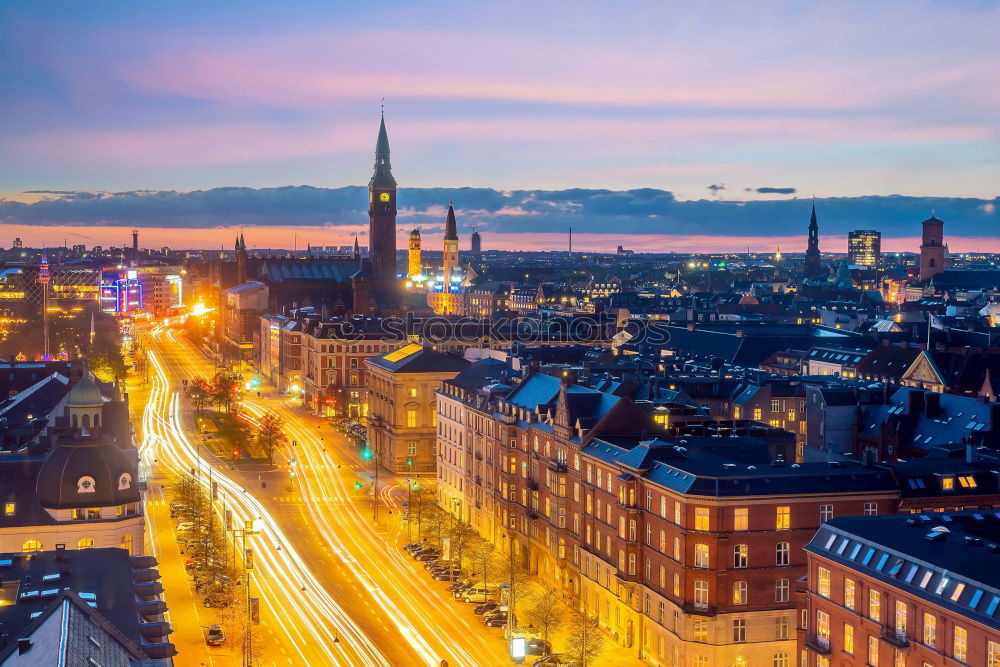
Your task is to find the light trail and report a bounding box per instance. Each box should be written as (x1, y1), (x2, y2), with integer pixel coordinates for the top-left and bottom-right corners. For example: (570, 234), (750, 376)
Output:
(143, 341), (392, 667)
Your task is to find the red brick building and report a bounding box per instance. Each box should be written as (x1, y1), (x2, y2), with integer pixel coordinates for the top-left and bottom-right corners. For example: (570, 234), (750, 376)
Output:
(800, 511), (1000, 667)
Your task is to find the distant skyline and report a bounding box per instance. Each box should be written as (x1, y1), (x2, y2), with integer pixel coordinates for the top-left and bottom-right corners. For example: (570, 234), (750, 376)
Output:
(1, 1), (998, 248)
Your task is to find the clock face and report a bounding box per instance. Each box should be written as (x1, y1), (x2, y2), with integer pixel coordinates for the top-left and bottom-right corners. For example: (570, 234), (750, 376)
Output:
(379, 192), (391, 202)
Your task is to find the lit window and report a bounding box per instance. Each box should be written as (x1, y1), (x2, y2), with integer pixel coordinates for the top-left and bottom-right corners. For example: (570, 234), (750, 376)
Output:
(844, 623), (854, 654)
(733, 544), (748, 568)
(816, 610), (830, 644)
(407, 387), (417, 398)
(405, 409), (417, 428)
(818, 567), (831, 598)
(734, 507), (748, 531)
(733, 618), (747, 643)
(845, 578), (856, 610)
(987, 641), (1000, 667)
(693, 580), (709, 608)
(775, 616), (789, 640)
(820, 504), (833, 522)
(868, 635), (879, 666)
(3, 502), (13, 516)
(78, 537), (95, 549)
(954, 626), (967, 663)
(776, 506), (790, 530)
(923, 613), (936, 647)
(694, 543), (710, 568)
(753, 408), (762, 421)
(958, 475), (977, 488)
(693, 619), (708, 642)
(694, 507), (710, 531)
(733, 581), (747, 605)
(941, 476), (955, 491)
(869, 590), (881, 621)
(864, 502), (877, 516)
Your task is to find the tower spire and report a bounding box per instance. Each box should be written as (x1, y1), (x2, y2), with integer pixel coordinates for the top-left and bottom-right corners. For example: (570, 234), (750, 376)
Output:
(444, 201), (458, 241)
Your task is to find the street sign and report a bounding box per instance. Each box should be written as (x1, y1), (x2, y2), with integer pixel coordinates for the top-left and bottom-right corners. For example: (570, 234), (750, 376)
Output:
(250, 597), (260, 624)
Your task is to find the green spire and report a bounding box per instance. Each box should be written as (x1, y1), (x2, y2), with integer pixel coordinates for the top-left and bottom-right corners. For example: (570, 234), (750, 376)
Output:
(370, 110), (396, 187)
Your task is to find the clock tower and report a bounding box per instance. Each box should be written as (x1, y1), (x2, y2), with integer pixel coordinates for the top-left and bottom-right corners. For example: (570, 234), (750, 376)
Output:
(368, 112), (398, 298)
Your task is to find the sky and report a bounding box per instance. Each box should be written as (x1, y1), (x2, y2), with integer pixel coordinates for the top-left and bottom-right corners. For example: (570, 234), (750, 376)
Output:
(1, 1), (998, 250)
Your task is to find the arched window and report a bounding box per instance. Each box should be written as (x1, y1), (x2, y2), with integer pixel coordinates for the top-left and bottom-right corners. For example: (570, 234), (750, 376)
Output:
(71, 414), (78, 428)
(82, 413), (91, 428)
(673, 536), (680, 560)
(694, 543), (709, 568)
(94, 414), (101, 428)
(22, 539), (42, 552)
(929, 258), (936, 268)
(78, 537), (95, 549)
(121, 533), (133, 555)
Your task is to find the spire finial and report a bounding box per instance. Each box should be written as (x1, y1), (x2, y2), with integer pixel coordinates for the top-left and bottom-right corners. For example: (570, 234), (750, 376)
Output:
(380, 97), (384, 117)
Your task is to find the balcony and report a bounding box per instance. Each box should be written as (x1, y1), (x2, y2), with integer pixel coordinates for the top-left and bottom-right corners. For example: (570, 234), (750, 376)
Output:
(526, 479), (539, 491)
(804, 634), (832, 655)
(527, 510), (539, 521)
(881, 626), (909, 648)
(548, 461), (568, 473)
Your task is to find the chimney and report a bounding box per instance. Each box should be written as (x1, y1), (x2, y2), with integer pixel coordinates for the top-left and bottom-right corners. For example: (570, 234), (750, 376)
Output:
(966, 442), (977, 465)
(925, 391), (941, 417)
(17, 638), (31, 655)
(907, 389), (925, 415)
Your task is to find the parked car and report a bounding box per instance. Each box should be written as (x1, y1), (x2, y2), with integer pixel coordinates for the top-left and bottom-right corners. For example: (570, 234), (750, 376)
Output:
(176, 521), (194, 533)
(483, 612), (512, 628)
(525, 639), (552, 656)
(424, 558), (447, 570)
(204, 624), (226, 646)
(403, 542), (423, 553)
(473, 601), (498, 615)
(169, 504), (187, 519)
(448, 582), (471, 594)
(414, 551), (440, 562)
(460, 586), (499, 603)
(531, 655), (576, 667)
(411, 546), (437, 557)
(431, 569), (462, 581)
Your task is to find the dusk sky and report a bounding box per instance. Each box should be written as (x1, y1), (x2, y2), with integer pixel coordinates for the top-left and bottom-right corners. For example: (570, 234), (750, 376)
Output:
(1, 1), (998, 250)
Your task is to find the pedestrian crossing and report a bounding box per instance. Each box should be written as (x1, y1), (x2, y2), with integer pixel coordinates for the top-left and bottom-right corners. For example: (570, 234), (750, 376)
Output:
(274, 495), (356, 503)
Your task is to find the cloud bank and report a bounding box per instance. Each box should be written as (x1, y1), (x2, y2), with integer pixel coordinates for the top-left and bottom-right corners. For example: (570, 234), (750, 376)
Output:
(1, 188), (997, 243)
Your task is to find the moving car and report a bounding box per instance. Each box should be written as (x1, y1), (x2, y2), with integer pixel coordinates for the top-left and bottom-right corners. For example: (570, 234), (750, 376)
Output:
(204, 624), (226, 646)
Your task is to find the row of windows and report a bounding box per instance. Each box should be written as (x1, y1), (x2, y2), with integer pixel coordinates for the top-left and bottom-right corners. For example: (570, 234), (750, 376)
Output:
(22, 535), (133, 554)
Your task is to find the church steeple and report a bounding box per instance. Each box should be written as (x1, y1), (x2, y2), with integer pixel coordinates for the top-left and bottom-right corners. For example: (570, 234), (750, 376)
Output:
(367, 108), (399, 304)
(444, 201), (458, 241)
(803, 198), (822, 279)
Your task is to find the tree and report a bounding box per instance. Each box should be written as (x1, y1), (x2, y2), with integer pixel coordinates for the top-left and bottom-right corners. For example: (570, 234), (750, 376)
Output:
(409, 484), (435, 540)
(466, 538), (499, 590)
(503, 541), (532, 617)
(524, 586), (565, 645)
(255, 412), (286, 465)
(189, 377), (211, 415)
(448, 519), (476, 574)
(422, 504), (449, 548)
(211, 372), (239, 413)
(564, 609), (604, 666)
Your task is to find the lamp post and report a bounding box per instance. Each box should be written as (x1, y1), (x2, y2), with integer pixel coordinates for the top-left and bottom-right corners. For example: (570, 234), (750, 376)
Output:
(233, 518), (263, 667)
(405, 477), (412, 543)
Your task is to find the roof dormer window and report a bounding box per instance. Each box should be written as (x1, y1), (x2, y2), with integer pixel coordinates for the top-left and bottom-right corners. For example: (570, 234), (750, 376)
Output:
(939, 475), (956, 492)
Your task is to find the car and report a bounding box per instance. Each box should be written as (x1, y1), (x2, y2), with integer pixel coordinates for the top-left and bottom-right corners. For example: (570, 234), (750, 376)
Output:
(410, 546), (436, 557)
(448, 582), (471, 594)
(203, 592), (231, 608)
(473, 601), (498, 615)
(431, 569), (462, 581)
(525, 639), (552, 656)
(176, 521), (194, 533)
(483, 612), (512, 628)
(169, 504), (187, 519)
(424, 559), (447, 570)
(531, 655), (576, 667)
(414, 551), (440, 562)
(403, 542), (423, 553)
(204, 624), (226, 646)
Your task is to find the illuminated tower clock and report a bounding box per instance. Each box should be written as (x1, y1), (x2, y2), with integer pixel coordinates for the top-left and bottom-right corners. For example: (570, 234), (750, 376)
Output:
(368, 112), (397, 294)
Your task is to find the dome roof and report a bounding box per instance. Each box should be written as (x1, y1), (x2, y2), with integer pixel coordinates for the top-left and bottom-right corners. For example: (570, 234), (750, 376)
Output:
(36, 435), (139, 509)
(67, 374), (104, 408)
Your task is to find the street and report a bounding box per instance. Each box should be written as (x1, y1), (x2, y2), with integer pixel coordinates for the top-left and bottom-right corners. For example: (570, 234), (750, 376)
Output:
(139, 326), (505, 666)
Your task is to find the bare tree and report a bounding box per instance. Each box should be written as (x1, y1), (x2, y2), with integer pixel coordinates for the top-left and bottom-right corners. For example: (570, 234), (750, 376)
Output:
(255, 412), (286, 465)
(564, 609), (604, 666)
(524, 586), (565, 645)
(422, 504), (449, 548)
(189, 377), (210, 415)
(410, 484), (434, 540)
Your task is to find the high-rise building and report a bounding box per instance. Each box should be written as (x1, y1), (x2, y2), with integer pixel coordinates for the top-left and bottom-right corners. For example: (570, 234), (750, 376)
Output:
(368, 112), (398, 299)
(803, 201), (823, 278)
(919, 213), (946, 281)
(235, 231), (247, 284)
(847, 230), (881, 266)
(470, 229), (482, 265)
(408, 229), (422, 280)
(12, 237), (22, 249)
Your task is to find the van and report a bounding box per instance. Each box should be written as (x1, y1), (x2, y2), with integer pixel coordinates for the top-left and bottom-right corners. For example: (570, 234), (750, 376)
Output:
(460, 585), (500, 603)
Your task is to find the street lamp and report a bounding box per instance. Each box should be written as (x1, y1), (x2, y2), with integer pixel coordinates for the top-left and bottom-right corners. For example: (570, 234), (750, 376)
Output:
(232, 518), (263, 667)
(405, 477), (412, 543)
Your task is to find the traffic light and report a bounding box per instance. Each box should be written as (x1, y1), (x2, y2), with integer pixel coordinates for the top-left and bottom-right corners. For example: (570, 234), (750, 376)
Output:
(251, 375), (260, 388)
(361, 448), (373, 461)
(354, 481), (363, 490)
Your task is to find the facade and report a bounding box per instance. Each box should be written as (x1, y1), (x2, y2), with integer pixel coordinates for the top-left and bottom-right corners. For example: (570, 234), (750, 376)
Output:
(300, 319), (406, 418)
(258, 314), (303, 392)
(848, 230), (881, 267)
(220, 281), (268, 364)
(437, 369), (902, 665)
(918, 215), (946, 282)
(365, 344), (469, 473)
(0, 372), (144, 556)
(800, 511), (1000, 667)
